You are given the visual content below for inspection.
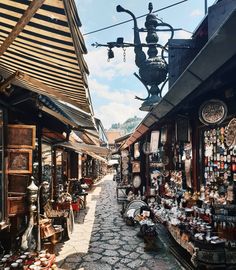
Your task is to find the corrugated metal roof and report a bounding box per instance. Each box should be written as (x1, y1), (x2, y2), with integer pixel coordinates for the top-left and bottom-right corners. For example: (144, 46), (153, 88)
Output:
(0, 0), (93, 113)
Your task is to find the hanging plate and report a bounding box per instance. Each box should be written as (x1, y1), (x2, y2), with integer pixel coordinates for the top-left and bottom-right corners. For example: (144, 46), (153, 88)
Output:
(122, 163), (128, 170)
(132, 175), (142, 188)
(122, 169), (128, 175)
(121, 150), (129, 158)
(199, 99), (227, 125)
(225, 118), (236, 148)
(122, 156), (129, 163)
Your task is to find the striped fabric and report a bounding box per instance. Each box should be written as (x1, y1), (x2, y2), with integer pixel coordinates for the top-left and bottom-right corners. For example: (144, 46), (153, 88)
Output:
(0, 0), (93, 114)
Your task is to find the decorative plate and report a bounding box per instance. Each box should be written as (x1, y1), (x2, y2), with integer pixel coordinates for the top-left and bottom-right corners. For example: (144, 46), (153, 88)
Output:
(225, 118), (236, 148)
(199, 99), (227, 125)
(149, 197), (156, 203)
(122, 156), (129, 163)
(121, 150), (129, 157)
(126, 200), (147, 212)
(162, 155), (169, 165)
(122, 162), (128, 169)
(122, 169), (128, 175)
(133, 175), (141, 188)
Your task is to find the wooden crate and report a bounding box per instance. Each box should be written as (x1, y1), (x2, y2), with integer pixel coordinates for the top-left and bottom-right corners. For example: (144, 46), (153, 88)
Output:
(8, 174), (29, 194)
(7, 196), (26, 216)
(7, 124), (36, 149)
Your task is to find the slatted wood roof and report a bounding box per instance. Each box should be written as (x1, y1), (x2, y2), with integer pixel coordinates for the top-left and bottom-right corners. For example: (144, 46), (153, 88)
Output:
(0, 0), (93, 113)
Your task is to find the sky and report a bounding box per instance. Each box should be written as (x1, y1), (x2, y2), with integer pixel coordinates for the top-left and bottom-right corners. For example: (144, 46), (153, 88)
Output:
(75, 0), (216, 129)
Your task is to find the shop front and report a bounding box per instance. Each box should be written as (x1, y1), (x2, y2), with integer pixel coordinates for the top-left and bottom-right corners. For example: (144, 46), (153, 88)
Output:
(0, 0), (102, 268)
(119, 1), (236, 268)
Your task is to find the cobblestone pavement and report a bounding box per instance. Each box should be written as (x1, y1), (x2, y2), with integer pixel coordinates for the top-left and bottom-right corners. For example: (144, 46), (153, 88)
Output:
(55, 174), (185, 270)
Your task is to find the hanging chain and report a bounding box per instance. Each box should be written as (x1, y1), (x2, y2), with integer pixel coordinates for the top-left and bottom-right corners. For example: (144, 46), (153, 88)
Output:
(107, 49), (110, 62)
(123, 47), (126, 62)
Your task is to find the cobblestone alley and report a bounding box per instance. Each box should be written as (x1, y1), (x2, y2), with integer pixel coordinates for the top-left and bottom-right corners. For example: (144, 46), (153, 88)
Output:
(55, 174), (185, 270)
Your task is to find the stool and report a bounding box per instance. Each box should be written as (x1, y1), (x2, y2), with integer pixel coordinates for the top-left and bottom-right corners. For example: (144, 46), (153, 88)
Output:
(72, 200), (80, 217)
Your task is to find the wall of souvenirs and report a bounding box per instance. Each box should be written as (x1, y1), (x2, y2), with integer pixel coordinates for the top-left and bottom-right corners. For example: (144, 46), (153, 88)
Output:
(142, 99), (236, 268)
(117, 96), (236, 268)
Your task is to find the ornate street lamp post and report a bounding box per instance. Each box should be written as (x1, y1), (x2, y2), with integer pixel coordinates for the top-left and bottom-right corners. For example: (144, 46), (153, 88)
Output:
(92, 3), (174, 111)
(21, 177), (38, 251)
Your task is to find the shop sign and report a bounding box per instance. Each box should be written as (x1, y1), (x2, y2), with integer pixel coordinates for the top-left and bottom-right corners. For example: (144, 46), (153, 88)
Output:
(199, 99), (227, 125)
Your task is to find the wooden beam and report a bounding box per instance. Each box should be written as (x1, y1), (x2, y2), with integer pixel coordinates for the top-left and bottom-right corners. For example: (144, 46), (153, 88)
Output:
(41, 106), (79, 129)
(0, 0), (46, 56)
(0, 70), (20, 93)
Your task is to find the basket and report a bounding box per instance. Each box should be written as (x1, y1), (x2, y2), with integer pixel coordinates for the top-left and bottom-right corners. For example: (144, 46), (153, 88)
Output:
(44, 202), (70, 218)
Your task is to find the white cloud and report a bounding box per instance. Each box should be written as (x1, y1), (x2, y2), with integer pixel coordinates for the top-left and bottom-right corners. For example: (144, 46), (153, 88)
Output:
(112, 15), (118, 23)
(175, 30), (192, 39)
(190, 9), (203, 17)
(87, 78), (146, 128)
(84, 47), (136, 80)
(89, 79), (135, 103)
(95, 101), (146, 129)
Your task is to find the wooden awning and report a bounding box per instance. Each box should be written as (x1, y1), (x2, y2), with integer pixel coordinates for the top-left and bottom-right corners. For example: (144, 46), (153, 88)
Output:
(86, 151), (107, 163)
(56, 141), (110, 157)
(0, 0), (93, 114)
(47, 98), (96, 130)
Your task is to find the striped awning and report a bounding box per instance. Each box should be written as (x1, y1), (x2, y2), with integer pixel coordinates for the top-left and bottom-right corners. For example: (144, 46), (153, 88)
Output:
(0, 0), (93, 114)
(47, 98), (96, 130)
(56, 141), (110, 157)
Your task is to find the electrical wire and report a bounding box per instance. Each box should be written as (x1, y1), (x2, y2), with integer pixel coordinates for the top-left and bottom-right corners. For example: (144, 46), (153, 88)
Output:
(83, 0), (189, 36)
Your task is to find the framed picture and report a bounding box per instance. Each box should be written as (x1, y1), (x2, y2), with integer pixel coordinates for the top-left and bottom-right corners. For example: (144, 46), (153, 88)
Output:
(160, 125), (168, 144)
(176, 116), (189, 142)
(134, 142), (140, 158)
(7, 149), (32, 174)
(150, 130), (160, 153)
(7, 125), (36, 149)
(132, 161), (140, 173)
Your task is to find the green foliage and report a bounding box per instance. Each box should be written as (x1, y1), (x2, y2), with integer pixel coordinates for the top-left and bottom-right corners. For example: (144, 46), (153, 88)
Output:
(109, 116), (142, 135)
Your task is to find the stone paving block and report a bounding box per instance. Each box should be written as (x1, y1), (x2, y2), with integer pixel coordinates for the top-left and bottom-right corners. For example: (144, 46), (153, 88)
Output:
(79, 262), (112, 270)
(65, 254), (82, 263)
(102, 249), (119, 257)
(118, 250), (130, 256)
(83, 253), (102, 262)
(127, 259), (144, 269)
(100, 255), (120, 265)
(113, 262), (132, 270)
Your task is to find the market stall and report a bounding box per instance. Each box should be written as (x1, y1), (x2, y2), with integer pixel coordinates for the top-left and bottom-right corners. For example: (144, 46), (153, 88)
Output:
(119, 1), (236, 268)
